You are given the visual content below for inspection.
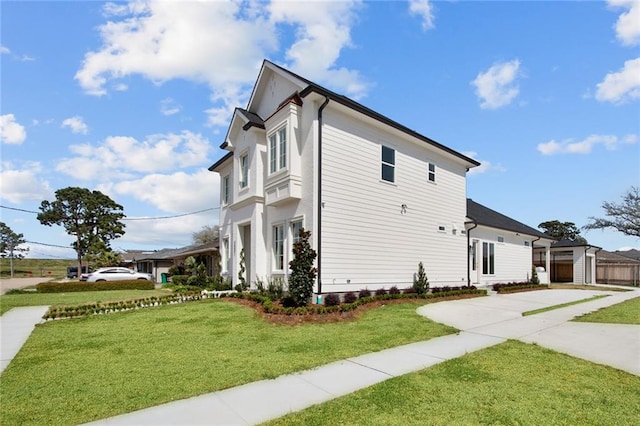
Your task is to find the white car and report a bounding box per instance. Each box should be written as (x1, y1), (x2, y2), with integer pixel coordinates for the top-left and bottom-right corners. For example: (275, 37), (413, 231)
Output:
(86, 267), (154, 283)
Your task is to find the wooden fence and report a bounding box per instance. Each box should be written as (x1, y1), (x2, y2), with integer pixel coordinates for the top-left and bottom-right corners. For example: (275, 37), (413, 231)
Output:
(596, 263), (640, 286)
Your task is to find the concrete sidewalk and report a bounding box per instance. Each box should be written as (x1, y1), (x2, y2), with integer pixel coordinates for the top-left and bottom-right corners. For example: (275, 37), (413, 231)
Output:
(0, 305), (49, 373)
(87, 287), (640, 425)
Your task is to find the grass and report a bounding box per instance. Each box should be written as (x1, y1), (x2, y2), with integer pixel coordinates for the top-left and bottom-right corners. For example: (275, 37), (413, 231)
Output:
(0, 258), (75, 279)
(0, 299), (456, 425)
(522, 295), (609, 316)
(0, 289), (171, 316)
(574, 296), (640, 325)
(267, 340), (640, 426)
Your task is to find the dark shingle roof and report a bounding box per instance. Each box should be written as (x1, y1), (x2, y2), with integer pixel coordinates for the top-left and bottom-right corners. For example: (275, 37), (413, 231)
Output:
(466, 199), (552, 240)
(237, 108), (264, 131)
(615, 249), (640, 261)
(551, 239), (601, 249)
(598, 249), (640, 264)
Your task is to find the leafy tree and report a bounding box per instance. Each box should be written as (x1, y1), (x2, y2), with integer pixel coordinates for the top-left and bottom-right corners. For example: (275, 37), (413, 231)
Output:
(538, 220), (587, 243)
(584, 186), (640, 238)
(0, 222), (29, 278)
(37, 187), (126, 275)
(288, 228), (317, 307)
(85, 242), (123, 269)
(413, 261), (429, 294)
(192, 225), (219, 245)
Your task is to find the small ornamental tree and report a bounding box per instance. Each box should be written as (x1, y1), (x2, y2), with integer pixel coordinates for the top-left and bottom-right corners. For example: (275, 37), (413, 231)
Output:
(288, 228), (317, 307)
(238, 248), (247, 290)
(0, 222), (29, 278)
(413, 261), (429, 294)
(530, 265), (540, 285)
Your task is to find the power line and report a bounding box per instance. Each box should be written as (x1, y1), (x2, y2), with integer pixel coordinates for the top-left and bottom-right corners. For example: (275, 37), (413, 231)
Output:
(25, 240), (75, 250)
(0, 205), (218, 221)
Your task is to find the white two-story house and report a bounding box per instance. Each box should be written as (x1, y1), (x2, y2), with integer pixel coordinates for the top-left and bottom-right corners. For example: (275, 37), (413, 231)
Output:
(209, 60), (482, 295)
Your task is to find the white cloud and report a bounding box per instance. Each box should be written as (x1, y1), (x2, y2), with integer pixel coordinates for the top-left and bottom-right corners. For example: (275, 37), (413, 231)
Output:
(61, 116), (89, 135)
(160, 98), (181, 116)
(608, 0), (640, 46)
(595, 57), (640, 104)
(462, 151), (507, 175)
(471, 59), (522, 109)
(270, 0), (370, 100)
(409, 0), (435, 31)
(75, 0), (367, 126)
(537, 133), (637, 155)
(0, 114), (27, 144)
(0, 45), (10, 54)
(0, 162), (52, 203)
(100, 169), (219, 214)
(116, 212), (215, 247)
(55, 131), (212, 181)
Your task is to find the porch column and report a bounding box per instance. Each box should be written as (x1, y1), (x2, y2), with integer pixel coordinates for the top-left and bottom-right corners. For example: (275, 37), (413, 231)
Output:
(545, 246), (551, 283)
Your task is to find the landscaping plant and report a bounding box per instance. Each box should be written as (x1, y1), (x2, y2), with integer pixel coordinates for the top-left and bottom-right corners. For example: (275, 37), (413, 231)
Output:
(413, 261), (429, 294)
(288, 228), (317, 307)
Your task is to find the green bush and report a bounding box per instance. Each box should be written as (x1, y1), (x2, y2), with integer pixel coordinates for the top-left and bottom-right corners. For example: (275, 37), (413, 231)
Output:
(170, 275), (190, 286)
(36, 280), (155, 293)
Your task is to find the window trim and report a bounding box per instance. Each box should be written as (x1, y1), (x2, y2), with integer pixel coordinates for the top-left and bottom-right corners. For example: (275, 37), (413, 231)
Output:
(239, 152), (249, 189)
(381, 145), (395, 183)
(222, 174), (231, 205)
(268, 125), (288, 175)
(482, 241), (495, 275)
(428, 162), (436, 183)
(273, 223), (285, 272)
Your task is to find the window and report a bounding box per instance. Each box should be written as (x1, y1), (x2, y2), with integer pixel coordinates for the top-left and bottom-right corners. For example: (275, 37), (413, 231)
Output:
(269, 126), (287, 174)
(222, 175), (230, 204)
(273, 224), (284, 270)
(239, 153), (249, 189)
(381, 145), (395, 183)
(222, 238), (230, 272)
(428, 163), (436, 182)
(482, 242), (495, 275)
(291, 220), (303, 245)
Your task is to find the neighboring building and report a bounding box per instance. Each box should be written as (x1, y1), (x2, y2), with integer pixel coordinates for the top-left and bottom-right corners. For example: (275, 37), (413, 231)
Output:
(209, 59), (484, 294)
(466, 199), (554, 286)
(533, 239), (600, 285)
(134, 243), (220, 283)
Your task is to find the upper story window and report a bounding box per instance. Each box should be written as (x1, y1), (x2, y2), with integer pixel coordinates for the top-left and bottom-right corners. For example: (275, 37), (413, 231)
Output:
(239, 153), (249, 189)
(222, 175), (231, 204)
(428, 163), (436, 182)
(269, 127), (287, 174)
(381, 145), (395, 183)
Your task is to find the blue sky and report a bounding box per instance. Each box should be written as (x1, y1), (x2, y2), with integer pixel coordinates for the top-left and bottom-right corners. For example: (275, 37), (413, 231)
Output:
(1, 0), (638, 259)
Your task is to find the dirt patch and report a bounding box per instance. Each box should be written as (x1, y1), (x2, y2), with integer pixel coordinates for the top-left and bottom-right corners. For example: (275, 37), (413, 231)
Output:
(0, 277), (55, 295)
(224, 293), (485, 325)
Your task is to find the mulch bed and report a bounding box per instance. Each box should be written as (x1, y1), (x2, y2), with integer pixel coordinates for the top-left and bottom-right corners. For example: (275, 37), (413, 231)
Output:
(223, 292), (485, 325)
(497, 287), (550, 295)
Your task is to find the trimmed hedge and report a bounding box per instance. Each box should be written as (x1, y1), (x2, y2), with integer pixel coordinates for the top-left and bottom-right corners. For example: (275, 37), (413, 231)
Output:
(36, 280), (155, 293)
(42, 291), (228, 320)
(492, 282), (549, 294)
(227, 287), (486, 316)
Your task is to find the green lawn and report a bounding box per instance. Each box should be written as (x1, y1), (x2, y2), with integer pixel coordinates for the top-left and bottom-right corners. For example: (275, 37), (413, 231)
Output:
(0, 289), (171, 315)
(0, 299), (455, 425)
(0, 258), (75, 279)
(573, 295), (640, 325)
(268, 340), (640, 426)
(522, 295), (608, 316)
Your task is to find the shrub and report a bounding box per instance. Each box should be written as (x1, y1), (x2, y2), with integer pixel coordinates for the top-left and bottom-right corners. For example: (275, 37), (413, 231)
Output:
(388, 286), (400, 295)
(281, 295), (297, 308)
(358, 288), (371, 299)
(375, 288), (388, 296)
(267, 276), (285, 301)
(36, 280), (155, 293)
(403, 286), (416, 294)
(413, 261), (429, 294)
(170, 275), (189, 286)
(288, 229), (317, 307)
(324, 293), (341, 307)
(343, 292), (358, 303)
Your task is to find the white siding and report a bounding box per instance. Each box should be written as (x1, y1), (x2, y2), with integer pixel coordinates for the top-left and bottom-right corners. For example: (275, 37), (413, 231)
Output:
(320, 108), (469, 290)
(469, 226), (533, 286)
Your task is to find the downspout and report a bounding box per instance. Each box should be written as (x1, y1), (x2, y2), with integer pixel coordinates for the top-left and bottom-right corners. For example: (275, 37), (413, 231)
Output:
(316, 96), (330, 297)
(465, 220), (478, 287)
(531, 236), (541, 283)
